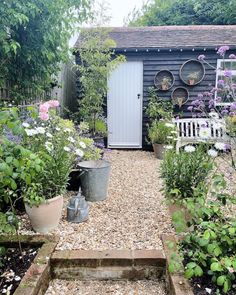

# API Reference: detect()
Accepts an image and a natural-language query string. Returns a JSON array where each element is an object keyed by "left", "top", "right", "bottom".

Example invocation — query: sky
[
  {"left": 70, "top": 0, "right": 145, "bottom": 46},
  {"left": 106, "top": 0, "right": 145, "bottom": 26}
]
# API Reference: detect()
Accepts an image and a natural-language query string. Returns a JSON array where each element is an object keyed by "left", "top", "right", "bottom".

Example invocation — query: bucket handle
[{"left": 74, "top": 198, "right": 80, "bottom": 217}]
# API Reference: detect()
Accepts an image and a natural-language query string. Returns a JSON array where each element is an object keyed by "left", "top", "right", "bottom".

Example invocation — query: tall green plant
[
  {"left": 76, "top": 27, "right": 125, "bottom": 136},
  {"left": 0, "top": 0, "right": 92, "bottom": 103},
  {"left": 161, "top": 146, "right": 213, "bottom": 200}
]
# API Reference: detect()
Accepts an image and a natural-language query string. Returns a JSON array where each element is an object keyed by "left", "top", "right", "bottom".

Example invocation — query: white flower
[
  {"left": 55, "top": 127, "right": 61, "bottom": 131},
  {"left": 215, "top": 142, "right": 226, "bottom": 151},
  {"left": 75, "top": 148, "right": 84, "bottom": 157},
  {"left": 209, "top": 112, "right": 219, "bottom": 119},
  {"left": 184, "top": 145, "right": 196, "bottom": 153},
  {"left": 79, "top": 141, "right": 86, "bottom": 149},
  {"left": 64, "top": 128, "right": 72, "bottom": 133},
  {"left": 171, "top": 130, "right": 178, "bottom": 134},
  {"left": 165, "top": 123, "right": 175, "bottom": 128},
  {"left": 207, "top": 149, "right": 218, "bottom": 158},
  {"left": 45, "top": 141, "right": 53, "bottom": 152},
  {"left": 36, "top": 127, "right": 45, "bottom": 134},
  {"left": 167, "top": 136, "right": 173, "bottom": 139},
  {"left": 205, "top": 288, "right": 212, "bottom": 294},
  {"left": 64, "top": 146, "right": 71, "bottom": 152},
  {"left": 46, "top": 132, "right": 53, "bottom": 138},
  {"left": 199, "top": 127, "right": 211, "bottom": 139},
  {"left": 68, "top": 136, "right": 75, "bottom": 143},
  {"left": 22, "top": 122, "right": 30, "bottom": 128},
  {"left": 25, "top": 129, "right": 38, "bottom": 136},
  {"left": 164, "top": 145, "right": 174, "bottom": 150}
]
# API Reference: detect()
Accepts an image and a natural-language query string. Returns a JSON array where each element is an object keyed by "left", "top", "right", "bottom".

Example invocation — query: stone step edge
[{"left": 51, "top": 249, "right": 166, "bottom": 267}]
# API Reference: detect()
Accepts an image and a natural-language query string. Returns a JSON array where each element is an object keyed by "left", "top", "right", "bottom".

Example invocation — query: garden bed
[{"left": 0, "top": 235, "right": 59, "bottom": 295}]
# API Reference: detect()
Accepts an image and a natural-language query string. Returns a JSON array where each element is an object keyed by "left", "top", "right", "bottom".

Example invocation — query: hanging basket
[
  {"left": 154, "top": 70, "right": 175, "bottom": 91},
  {"left": 180, "top": 60, "right": 205, "bottom": 86},
  {"left": 171, "top": 87, "right": 189, "bottom": 108}
]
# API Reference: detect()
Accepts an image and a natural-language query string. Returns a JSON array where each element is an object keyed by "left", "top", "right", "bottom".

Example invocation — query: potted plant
[
  {"left": 161, "top": 76, "right": 172, "bottom": 90},
  {"left": 187, "top": 71, "right": 200, "bottom": 85},
  {"left": 22, "top": 101, "right": 77, "bottom": 233},
  {"left": 148, "top": 120, "right": 176, "bottom": 159},
  {"left": 176, "top": 96, "right": 185, "bottom": 108}
]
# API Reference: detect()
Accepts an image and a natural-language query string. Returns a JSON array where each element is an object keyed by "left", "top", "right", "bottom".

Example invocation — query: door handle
[{"left": 137, "top": 94, "right": 141, "bottom": 99}]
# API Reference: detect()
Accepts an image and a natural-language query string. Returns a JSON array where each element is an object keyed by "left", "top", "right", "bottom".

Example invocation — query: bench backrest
[{"left": 175, "top": 118, "right": 227, "bottom": 139}]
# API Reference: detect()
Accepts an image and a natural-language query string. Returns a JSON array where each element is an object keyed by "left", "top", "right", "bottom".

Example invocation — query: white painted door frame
[{"left": 107, "top": 61, "right": 143, "bottom": 148}]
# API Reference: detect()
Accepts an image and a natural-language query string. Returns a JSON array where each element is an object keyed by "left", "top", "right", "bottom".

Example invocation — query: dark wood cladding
[{"left": 75, "top": 48, "right": 235, "bottom": 149}]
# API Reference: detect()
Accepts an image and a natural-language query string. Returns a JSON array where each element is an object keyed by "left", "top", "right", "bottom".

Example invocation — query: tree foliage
[
  {"left": 0, "top": 0, "right": 92, "bottom": 103},
  {"left": 126, "top": 0, "right": 236, "bottom": 27}
]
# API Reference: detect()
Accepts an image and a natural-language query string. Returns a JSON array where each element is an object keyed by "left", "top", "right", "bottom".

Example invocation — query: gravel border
[{"left": 45, "top": 279, "right": 167, "bottom": 295}]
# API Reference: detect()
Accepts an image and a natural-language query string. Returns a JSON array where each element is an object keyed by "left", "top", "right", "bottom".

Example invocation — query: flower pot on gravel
[
  {"left": 153, "top": 143, "right": 165, "bottom": 159},
  {"left": 25, "top": 195, "right": 63, "bottom": 234},
  {"left": 78, "top": 160, "right": 111, "bottom": 202}
]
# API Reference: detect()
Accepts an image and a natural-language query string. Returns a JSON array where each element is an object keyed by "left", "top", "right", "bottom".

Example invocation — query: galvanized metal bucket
[{"left": 78, "top": 160, "right": 111, "bottom": 202}]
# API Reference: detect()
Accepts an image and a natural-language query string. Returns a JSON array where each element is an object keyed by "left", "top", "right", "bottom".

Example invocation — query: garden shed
[{"left": 74, "top": 25, "right": 236, "bottom": 149}]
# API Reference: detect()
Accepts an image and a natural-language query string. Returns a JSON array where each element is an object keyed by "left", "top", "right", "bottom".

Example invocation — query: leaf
[
  {"left": 223, "top": 279, "right": 230, "bottom": 293},
  {"left": 194, "top": 266, "right": 203, "bottom": 277},
  {"left": 217, "top": 275, "right": 226, "bottom": 286},
  {"left": 185, "top": 268, "right": 194, "bottom": 279},
  {"left": 210, "top": 262, "right": 222, "bottom": 272},
  {"left": 214, "top": 247, "right": 222, "bottom": 257},
  {"left": 186, "top": 262, "right": 197, "bottom": 269}
]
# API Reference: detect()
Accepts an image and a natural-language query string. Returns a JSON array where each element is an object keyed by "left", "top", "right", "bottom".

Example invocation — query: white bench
[{"left": 175, "top": 118, "right": 229, "bottom": 152}]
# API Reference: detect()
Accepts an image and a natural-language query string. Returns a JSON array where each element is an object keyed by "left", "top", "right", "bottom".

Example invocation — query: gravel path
[
  {"left": 45, "top": 279, "right": 167, "bottom": 295},
  {"left": 19, "top": 150, "right": 173, "bottom": 250}
]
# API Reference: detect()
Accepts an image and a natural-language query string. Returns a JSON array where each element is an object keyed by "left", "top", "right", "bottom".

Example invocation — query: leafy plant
[
  {"left": 76, "top": 25, "right": 125, "bottom": 136},
  {"left": 180, "top": 174, "right": 236, "bottom": 293},
  {"left": 187, "top": 71, "right": 200, "bottom": 80},
  {"left": 146, "top": 87, "right": 173, "bottom": 121},
  {"left": 161, "top": 146, "right": 213, "bottom": 199},
  {"left": 148, "top": 120, "right": 176, "bottom": 144},
  {"left": 0, "top": 0, "right": 92, "bottom": 103}
]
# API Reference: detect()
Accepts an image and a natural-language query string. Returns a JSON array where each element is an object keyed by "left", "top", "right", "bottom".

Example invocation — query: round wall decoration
[
  {"left": 179, "top": 59, "right": 205, "bottom": 86},
  {"left": 154, "top": 70, "right": 175, "bottom": 91},
  {"left": 171, "top": 87, "right": 189, "bottom": 108}
]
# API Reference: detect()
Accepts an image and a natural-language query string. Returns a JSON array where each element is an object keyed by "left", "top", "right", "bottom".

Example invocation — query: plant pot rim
[
  {"left": 25, "top": 195, "right": 63, "bottom": 208},
  {"left": 78, "top": 160, "right": 111, "bottom": 169}
]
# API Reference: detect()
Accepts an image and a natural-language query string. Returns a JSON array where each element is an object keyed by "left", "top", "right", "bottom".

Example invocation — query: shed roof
[{"left": 75, "top": 26, "right": 236, "bottom": 50}]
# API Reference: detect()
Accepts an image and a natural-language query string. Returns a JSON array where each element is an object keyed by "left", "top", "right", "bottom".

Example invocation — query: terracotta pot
[
  {"left": 161, "top": 84, "right": 168, "bottom": 90},
  {"left": 25, "top": 195, "right": 63, "bottom": 234},
  {"left": 152, "top": 143, "right": 165, "bottom": 159},
  {"left": 189, "top": 79, "right": 195, "bottom": 85}
]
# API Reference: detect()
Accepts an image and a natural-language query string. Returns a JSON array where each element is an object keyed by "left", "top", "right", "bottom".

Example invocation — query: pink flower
[
  {"left": 229, "top": 54, "right": 236, "bottom": 59},
  {"left": 39, "top": 103, "right": 49, "bottom": 113},
  {"left": 198, "top": 54, "right": 205, "bottom": 61},
  {"left": 217, "top": 45, "right": 230, "bottom": 56},
  {"left": 224, "top": 69, "right": 232, "bottom": 77},
  {"left": 39, "top": 112, "right": 49, "bottom": 121},
  {"left": 48, "top": 100, "right": 60, "bottom": 108}
]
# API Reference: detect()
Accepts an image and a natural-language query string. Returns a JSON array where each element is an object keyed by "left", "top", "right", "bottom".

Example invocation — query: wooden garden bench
[{"left": 175, "top": 118, "right": 229, "bottom": 152}]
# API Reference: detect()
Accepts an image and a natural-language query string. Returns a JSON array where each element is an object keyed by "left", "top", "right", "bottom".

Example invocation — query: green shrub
[
  {"left": 161, "top": 146, "right": 213, "bottom": 200},
  {"left": 148, "top": 120, "right": 176, "bottom": 144},
  {"left": 180, "top": 175, "right": 236, "bottom": 294}
]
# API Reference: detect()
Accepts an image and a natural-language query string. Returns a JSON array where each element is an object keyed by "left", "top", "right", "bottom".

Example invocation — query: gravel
[
  {"left": 19, "top": 150, "right": 174, "bottom": 250},
  {"left": 45, "top": 279, "right": 167, "bottom": 295}
]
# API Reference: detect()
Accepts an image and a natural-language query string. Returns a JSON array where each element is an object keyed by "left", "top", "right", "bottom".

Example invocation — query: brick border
[
  {"left": 0, "top": 235, "right": 59, "bottom": 295},
  {"left": 162, "top": 234, "right": 194, "bottom": 295},
  {"left": 51, "top": 249, "right": 166, "bottom": 280}
]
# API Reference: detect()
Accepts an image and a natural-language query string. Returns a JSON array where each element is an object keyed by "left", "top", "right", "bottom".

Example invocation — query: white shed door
[{"left": 107, "top": 61, "right": 143, "bottom": 148}]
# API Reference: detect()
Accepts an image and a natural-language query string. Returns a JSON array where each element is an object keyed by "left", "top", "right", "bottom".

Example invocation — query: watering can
[{"left": 67, "top": 189, "right": 89, "bottom": 223}]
